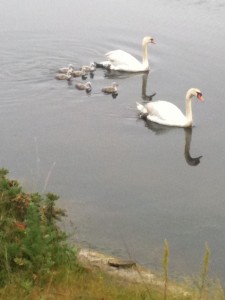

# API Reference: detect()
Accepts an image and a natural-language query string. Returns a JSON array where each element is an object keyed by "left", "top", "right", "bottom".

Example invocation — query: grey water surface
[{"left": 0, "top": 0, "right": 225, "bottom": 279}]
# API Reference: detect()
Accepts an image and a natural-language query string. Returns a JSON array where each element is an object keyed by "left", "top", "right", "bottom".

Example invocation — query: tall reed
[
  {"left": 199, "top": 242, "right": 210, "bottom": 300},
  {"left": 163, "top": 239, "right": 169, "bottom": 300}
]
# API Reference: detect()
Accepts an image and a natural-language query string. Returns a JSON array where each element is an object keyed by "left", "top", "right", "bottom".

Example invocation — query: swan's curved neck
[
  {"left": 142, "top": 41, "right": 149, "bottom": 69},
  {"left": 185, "top": 92, "right": 193, "bottom": 126}
]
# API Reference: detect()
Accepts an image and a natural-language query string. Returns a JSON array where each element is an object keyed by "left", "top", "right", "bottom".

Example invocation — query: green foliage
[
  {"left": 21, "top": 202, "right": 53, "bottom": 273},
  {"left": 0, "top": 168, "right": 78, "bottom": 287}
]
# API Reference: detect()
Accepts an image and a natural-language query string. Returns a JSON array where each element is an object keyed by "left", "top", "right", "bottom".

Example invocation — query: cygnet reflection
[{"left": 104, "top": 71, "right": 156, "bottom": 100}]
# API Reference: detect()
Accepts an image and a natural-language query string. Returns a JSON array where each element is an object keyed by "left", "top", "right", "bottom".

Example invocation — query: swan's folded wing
[
  {"left": 105, "top": 50, "right": 141, "bottom": 67},
  {"left": 146, "top": 101, "right": 186, "bottom": 126}
]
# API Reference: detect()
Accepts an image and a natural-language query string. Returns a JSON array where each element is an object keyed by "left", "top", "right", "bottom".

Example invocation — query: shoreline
[{"left": 78, "top": 248, "right": 189, "bottom": 297}]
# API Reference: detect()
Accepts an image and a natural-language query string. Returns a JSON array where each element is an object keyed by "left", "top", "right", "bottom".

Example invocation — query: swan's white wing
[
  {"left": 105, "top": 50, "right": 140, "bottom": 65},
  {"left": 105, "top": 50, "right": 142, "bottom": 70},
  {"left": 145, "top": 101, "right": 187, "bottom": 126}
]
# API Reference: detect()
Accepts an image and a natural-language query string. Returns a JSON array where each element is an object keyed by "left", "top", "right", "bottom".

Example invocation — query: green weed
[{"left": 0, "top": 169, "right": 79, "bottom": 287}]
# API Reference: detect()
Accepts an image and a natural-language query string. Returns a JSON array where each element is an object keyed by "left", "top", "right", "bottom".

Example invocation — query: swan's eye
[{"left": 197, "top": 92, "right": 202, "bottom": 97}]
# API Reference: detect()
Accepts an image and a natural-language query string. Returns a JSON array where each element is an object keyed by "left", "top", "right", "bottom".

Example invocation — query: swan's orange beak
[
  {"left": 197, "top": 93, "right": 204, "bottom": 102},
  {"left": 151, "top": 38, "right": 156, "bottom": 44}
]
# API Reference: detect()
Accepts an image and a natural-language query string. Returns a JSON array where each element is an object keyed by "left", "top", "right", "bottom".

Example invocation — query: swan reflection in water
[
  {"left": 143, "top": 119, "right": 203, "bottom": 166},
  {"left": 141, "top": 73, "right": 156, "bottom": 101},
  {"left": 184, "top": 128, "right": 202, "bottom": 166}
]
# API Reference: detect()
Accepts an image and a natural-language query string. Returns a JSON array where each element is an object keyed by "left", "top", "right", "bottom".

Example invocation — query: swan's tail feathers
[
  {"left": 94, "top": 62, "right": 111, "bottom": 70},
  {"left": 136, "top": 102, "right": 148, "bottom": 116}
]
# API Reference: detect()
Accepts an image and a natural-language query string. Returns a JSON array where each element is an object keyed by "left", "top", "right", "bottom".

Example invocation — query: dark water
[{"left": 1, "top": 0, "right": 225, "bottom": 279}]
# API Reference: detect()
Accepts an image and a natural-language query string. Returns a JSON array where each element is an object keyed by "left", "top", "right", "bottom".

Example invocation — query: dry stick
[
  {"left": 42, "top": 161, "right": 56, "bottom": 194},
  {"left": 46, "top": 272, "right": 54, "bottom": 297},
  {"left": 34, "top": 137, "right": 40, "bottom": 184},
  {"left": 163, "top": 239, "right": 169, "bottom": 300}
]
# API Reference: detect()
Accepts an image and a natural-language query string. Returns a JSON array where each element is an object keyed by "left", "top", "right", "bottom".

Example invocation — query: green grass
[
  {"left": 0, "top": 266, "right": 192, "bottom": 300},
  {"left": 0, "top": 168, "right": 224, "bottom": 300}
]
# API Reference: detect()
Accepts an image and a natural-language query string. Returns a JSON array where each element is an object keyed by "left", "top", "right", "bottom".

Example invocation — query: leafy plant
[{"left": 0, "top": 169, "right": 78, "bottom": 287}]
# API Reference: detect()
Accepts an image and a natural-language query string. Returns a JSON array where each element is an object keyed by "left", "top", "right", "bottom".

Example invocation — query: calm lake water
[{"left": 0, "top": 0, "right": 225, "bottom": 279}]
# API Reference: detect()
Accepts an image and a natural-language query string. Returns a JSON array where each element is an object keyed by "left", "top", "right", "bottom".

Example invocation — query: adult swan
[
  {"left": 96, "top": 36, "right": 156, "bottom": 72},
  {"left": 137, "top": 88, "right": 204, "bottom": 127}
]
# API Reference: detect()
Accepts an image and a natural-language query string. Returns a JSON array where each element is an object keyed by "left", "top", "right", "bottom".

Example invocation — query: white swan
[
  {"left": 97, "top": 36, "right": 156, "bottom": 72},
  {"left": 137, "top": 88, "right": 204, "bottom": 127}
]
